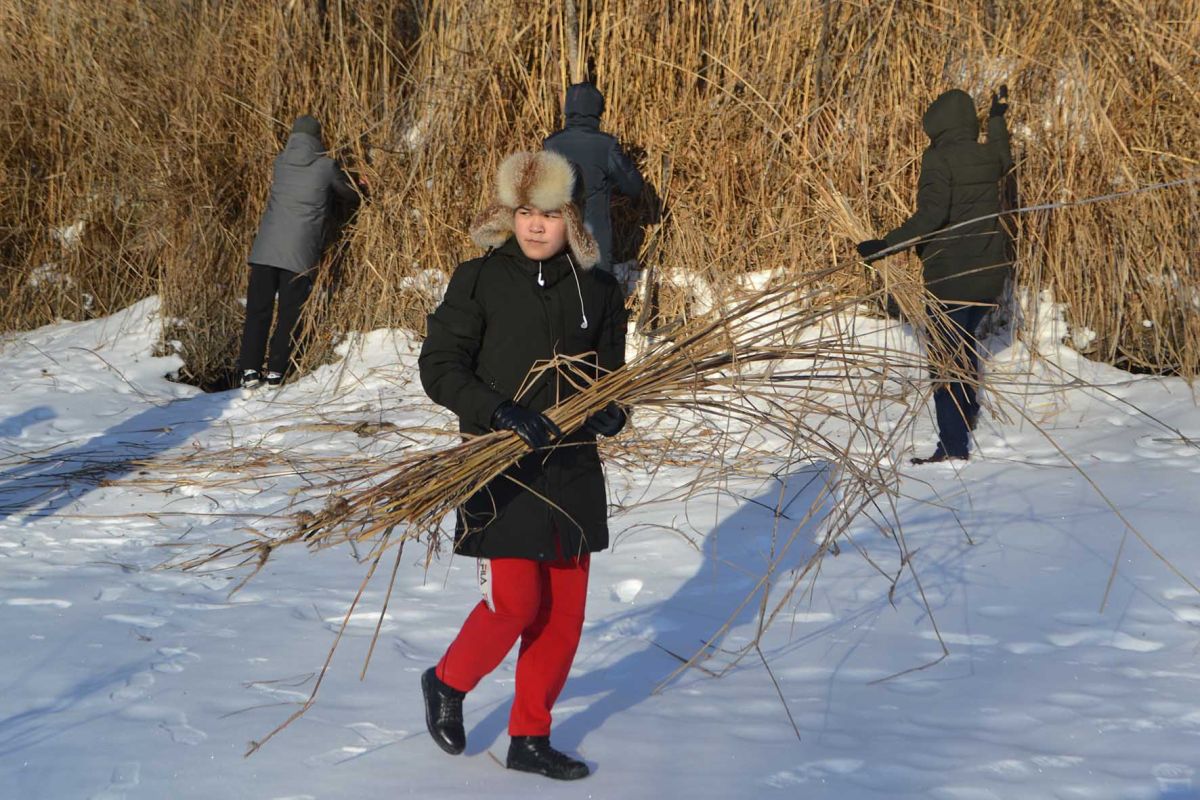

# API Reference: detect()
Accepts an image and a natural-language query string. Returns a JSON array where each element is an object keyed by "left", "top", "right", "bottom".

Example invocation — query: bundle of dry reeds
[{"left": 180, "top": 263, "right": 934, "bottom": 579}]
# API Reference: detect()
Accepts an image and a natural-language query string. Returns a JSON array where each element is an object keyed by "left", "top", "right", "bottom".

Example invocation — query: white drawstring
[
  {"left": 566, "top": 253, "right": 588, "bottom": 329},
  {"left": 535, "top": 255, "right": 587, "bottom": 329}
]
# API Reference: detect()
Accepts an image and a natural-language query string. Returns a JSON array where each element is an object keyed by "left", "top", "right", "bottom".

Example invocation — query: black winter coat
[
  {"left": 883, "top": 90, "right": 1015, "bottom": 303},
  {"left": 419, "top": 237, "right": 627, "bottom": 561},
  {"left": 544, "top": 83, "right": 645, "bottom": 270}
]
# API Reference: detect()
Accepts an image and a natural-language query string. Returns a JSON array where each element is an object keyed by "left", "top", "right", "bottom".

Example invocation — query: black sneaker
[
  {"left": 240, "top": 369, "right": 262, "bottom": 389},
  {"left": 265, "top": 371, "right": 283, "bottom": 386},
  {"left": 911, "top": 445, "right": 968, "bottom": 465},
  {"left": 506, "top": 736, "right": 589, "bottom": 780},
  {"left": 421, "top": 668, "right": 466, "bottom": 755}
]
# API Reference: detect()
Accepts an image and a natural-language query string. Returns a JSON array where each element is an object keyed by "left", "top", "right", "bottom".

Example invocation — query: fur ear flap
[
  {"left": 469, "top": 203, "right": 514, "bottom": 250},
  {"left": 563, "top": 203, "right": 600, "bottom": 270}
]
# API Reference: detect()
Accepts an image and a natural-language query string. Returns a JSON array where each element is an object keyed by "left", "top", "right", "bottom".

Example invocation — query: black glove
[
  {"left": 856, "top": 239, "right": 888, "bottom": 262},
  {"left": 582, "top": 402, "right": 627, "bottom": 438},
  {"left": 490, "top": 401, "right": 563, "bottom": 450},
  {"left": 990, "top": 84, "right": 1009, "bottom": 117}
]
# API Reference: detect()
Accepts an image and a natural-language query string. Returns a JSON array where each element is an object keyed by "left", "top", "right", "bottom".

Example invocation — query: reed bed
[{"left": 3, "top": 1, "right": 1197, "bottom": 381}]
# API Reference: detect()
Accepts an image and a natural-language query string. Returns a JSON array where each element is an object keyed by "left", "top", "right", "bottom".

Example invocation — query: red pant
[{"left": 436, "top": 554, "right": 590, "bottom": 736}]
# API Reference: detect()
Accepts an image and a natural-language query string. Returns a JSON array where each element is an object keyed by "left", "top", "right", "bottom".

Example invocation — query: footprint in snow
[
  {"left": 322, "top": 610, "right": 397, "bottom": 634},
  {"left": 4, "top": 597, "right": 72, "bottom": 608},
  {"left": 119, "top": 704, "right": 207, "bottom": 745},
  {"left": 1169, "top": 605, "right": 1200, "bottom": 624},
  {"left": 109, "top": 647, "right": 197, "bottom": 700},
  {"left": 304, "top": 722, "right": 407, "bottom": 766},
  {"left": 88, "top": 762, "right": 140, "bottom": 800},
  {"left": 1046, "top": 629, "right": 1164, "bottom": 652},
  {"left": 610, "top": 578, "right": 643, "bottom": 604},
  {"left": 760, "top": 759, "right": 865, "bottom": 789},
  {"left": 110, "top": 671, "right": 155, "bottom": 702},
  {"left": 1153, "top": 762, "right": 1195, "bottom": 793},
  {"left": 103, "top": 613, "right": 168, "bottom": 629},
  {"left": 918, "top": 631, "right": 998, "bottom": 647}
]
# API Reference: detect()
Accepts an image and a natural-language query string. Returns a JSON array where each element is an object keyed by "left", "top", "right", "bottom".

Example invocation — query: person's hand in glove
[
  {"left": 856, "top": 239, "right": 888, "bottom": 262},
  {"left": 582, "top": 402, "right": 628, "bottom": 438},
  {"left": 491, "top": 401, "right": 563, "bottom": 450},
  {"left": 990, "top": 84, "right": 1009, "bottom": 117}
]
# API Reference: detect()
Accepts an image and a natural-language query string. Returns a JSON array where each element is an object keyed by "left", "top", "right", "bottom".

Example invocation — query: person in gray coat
[
  {"left": 238, "top": 115, "right": 362, "bottom": 388},
  {"left": 543, "top": 82, "right": 644, "bottom": 274}
]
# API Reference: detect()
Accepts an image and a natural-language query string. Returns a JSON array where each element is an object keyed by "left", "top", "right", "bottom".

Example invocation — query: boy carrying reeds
[
  {"left": 417, "top": 150, "right": 628, "bottom": 780},
  {"left": 857, "top": 87, "right": 1014, "bottom": 463}
]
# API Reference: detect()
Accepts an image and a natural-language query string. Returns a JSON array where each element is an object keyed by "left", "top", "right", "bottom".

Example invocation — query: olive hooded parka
[{"left": 883, "top": 89, "right": 1014, "bottom": 302}]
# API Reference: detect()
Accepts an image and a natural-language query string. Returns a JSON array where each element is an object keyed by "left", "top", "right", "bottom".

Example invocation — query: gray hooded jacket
[
  {"left": 544, "top": 83, "right": 644, "bottom": 270},
  {"left": 248, "top": 132, "right": 359, "bottom": 274}
]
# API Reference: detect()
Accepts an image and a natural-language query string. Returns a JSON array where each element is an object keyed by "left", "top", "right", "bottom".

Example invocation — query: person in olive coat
[
  {"left": 417, "top": 149, "right": 628, "bottom": 781},
  {"left": 238, "top": 115, "right": 363, "bottom": 389},
  {"left": 544, "top": 82, "right": 644, "bottom": 274},
  {"left": 858, "top": 87, "right": 1014, "bottom": 463}
]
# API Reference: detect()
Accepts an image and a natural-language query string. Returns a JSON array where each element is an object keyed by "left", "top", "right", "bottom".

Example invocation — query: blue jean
[{"left": 929, "top": 304, "right": 988, "bottom": 458}]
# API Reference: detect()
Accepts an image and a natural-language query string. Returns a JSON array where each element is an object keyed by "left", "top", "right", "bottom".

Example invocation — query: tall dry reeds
[{"left": 2, "top": 1, "right": 1198, "bottom": 379}]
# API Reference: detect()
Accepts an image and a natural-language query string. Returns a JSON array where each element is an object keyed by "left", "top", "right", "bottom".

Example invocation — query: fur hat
[{"left": 469, "top": 150, "right": 600, "bottom": 269}]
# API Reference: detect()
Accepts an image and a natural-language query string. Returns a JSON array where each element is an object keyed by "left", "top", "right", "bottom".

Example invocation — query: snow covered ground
[{"left": 2, "top": 297, "right": 1199, "bottom": 799}]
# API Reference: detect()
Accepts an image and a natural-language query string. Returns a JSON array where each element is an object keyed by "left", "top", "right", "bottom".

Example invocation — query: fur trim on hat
[{"left": 469, "top": 150, "right": 600, "bottom": 269}]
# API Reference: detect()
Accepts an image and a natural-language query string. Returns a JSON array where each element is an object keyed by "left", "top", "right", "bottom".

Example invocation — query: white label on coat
[{"left": 478, "top": 559, "right": 494, "bottom": 612}]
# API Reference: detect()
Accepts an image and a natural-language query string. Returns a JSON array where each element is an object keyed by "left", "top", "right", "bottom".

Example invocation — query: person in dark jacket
[
  {"left": 857, "top": 87, "right": 1014, "bottom": 463},
  {"left": 544, "top": 82, "right": 644, "bottom": 274},
  {"left": 237, "top": 115, "right": 362, "bottom": 389},
  {"left": 417, "top": 150, "right": 628, "bottom": 781}
]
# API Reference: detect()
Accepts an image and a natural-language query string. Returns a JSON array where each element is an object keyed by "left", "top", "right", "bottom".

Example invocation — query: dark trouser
[
  {"left": 929, "top": 303, "right": 988, "bottom": 458},
  {"left": 237, "top": 264, "right": 313, "bottom": 375}
]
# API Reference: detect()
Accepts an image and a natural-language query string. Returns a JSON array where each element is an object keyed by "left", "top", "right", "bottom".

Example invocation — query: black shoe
[
  {"left": 506, "top": 736, "right": 589, "bottom": 780},
  {"left": 265, "top": 371, "right": 284, "bottom": 386},
  {"left": 240, "top": 369, "right": 262, "bottom": 389},
  {"left": 911, "top": 445, "right": 968, "bottom": 465},
  {"left": 421, "top": 668, "right": 466, "bottom": 755}
]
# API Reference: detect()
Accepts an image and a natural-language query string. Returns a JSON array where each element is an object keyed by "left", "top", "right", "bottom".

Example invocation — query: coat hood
[
  {"left": 564, "top": 82, "right": 605, "bottom": 128},
  {"left": 281, "top": 132, "right": 324, "bottom": 167},
  {"left": 469, "top": 150, "right": 600, "bottom": 269},
  {"left": 291, "top": 114, "right": 322, "bottom": 140},
  {"left": 923, "top": 89, "right": 979, "bottom": 146}
]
